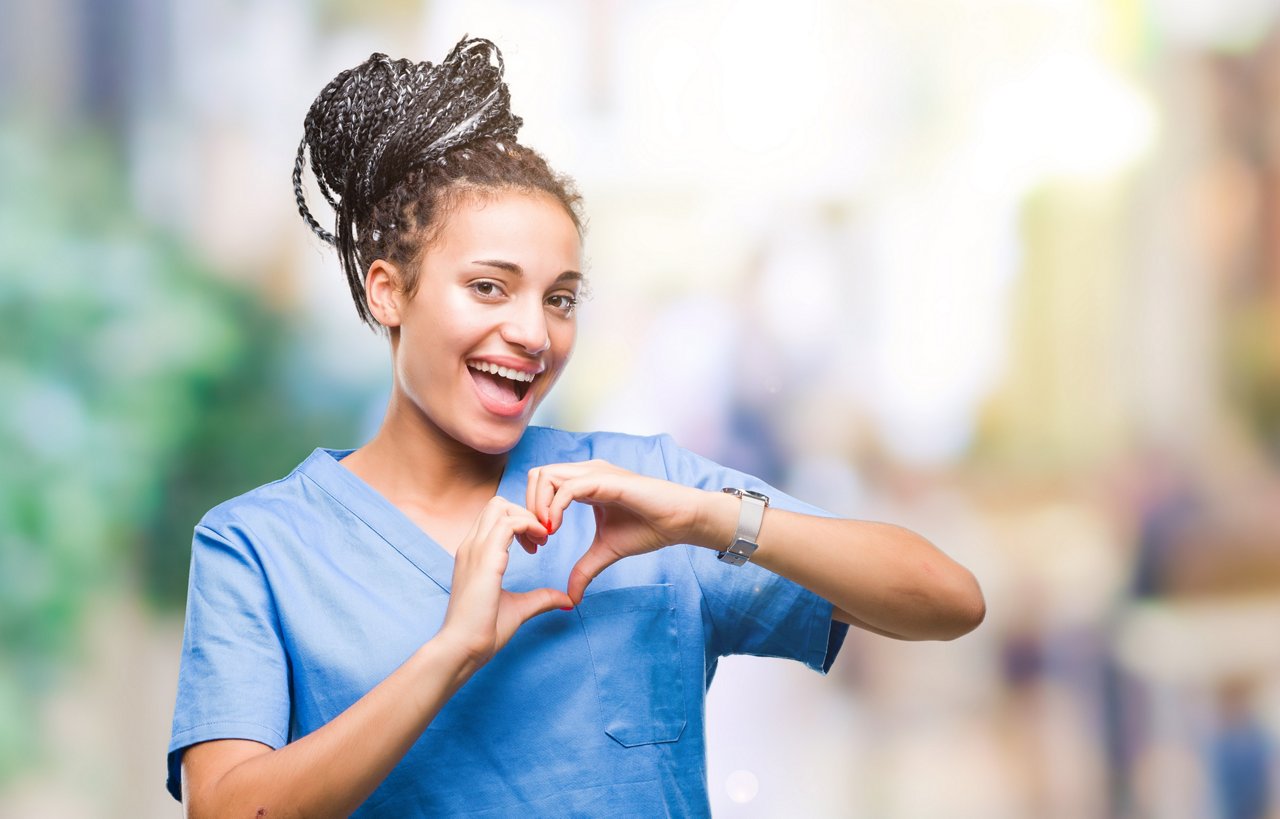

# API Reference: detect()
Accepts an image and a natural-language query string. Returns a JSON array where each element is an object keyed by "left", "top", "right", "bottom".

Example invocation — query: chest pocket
[{"left": 577, "top": 584, "right": 686, "bottom": 747}]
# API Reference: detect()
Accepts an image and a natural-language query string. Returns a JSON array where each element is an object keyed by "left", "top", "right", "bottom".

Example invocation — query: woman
[{"left": 167, "top": 36, "right": 984, "bottom": 817}]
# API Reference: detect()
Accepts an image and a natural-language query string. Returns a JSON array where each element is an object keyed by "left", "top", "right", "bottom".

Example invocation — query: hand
[
  {"left": 525, "top": 460, "right": 711, "bottom": 604},
  {"left": 438, "top": 497, "right": 573, "bottom": 668}
]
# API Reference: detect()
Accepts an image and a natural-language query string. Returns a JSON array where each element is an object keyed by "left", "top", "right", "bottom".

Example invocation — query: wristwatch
[{"left": 718, "top": 488, "right": 769, "bottom": 566}]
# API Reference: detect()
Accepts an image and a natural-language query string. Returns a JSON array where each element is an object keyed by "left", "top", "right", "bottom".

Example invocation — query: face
[{"left": 371, "top": 189, "right": 582, "bottom": 456}]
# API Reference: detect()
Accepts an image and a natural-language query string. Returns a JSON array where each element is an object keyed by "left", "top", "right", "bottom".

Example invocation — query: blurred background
[{"left": 3, "top": 0, "right": 1280, "bottom": 816}]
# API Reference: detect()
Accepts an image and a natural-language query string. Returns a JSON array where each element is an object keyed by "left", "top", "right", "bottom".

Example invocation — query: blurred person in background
[{"left": 164, "top": 36, "right": 984, "bottom": 817}]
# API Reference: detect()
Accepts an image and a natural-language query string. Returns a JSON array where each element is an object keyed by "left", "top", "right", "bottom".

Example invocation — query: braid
[
  {"left": 293, "top": 62, "right": 363, "bottom": 243},
  {"left": 292, "top": 137, "right": 334, "bottom": 244},
  {"left": 292, "top": 36, "right": 574, "bottom": 328}
]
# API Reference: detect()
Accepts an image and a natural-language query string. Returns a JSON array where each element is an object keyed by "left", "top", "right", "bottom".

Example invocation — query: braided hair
[{"left": 293, "top": 36, "right": 583, "bottom": 328}]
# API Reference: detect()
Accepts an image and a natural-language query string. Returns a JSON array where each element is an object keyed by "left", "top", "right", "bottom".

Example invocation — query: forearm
[
  {"left": 185, "top": 635, "right": 480, "bottom": 819},
  {"left": 691, "top": 491, "right": 985, "bottom": 641}
]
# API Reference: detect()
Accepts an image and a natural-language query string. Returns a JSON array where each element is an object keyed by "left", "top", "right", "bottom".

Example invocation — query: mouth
[{"left": 466, "top": 360, "right": 539, "bottom": 413}]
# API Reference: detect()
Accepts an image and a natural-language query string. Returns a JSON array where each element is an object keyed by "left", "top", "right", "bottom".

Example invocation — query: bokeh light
[{"left": 4, "top": 1, "right": 1279, "bottom": 817}]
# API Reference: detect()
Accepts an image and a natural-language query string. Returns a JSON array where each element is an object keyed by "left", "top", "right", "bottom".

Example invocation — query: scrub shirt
[{"left": 167, "top": 427, "right": 848, "bottom": 816}]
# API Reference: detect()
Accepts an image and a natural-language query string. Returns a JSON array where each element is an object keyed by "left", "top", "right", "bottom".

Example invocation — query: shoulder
[
  {"left": 525, "top": 427, "right": 805, "bottom": 500},
  {"left": 522, "top": 426, "right": 681, "bottom": 476},
  {"left": 195, "top": 448, "right": 339, "bottom": 539}
]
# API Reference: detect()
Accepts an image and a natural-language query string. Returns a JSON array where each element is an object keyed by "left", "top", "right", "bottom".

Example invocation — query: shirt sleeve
[
  {"left": 166, "top": 519, "right": 291, "bottom": 801},
  {"left": 655, "top": 434, "right": 849, "bottom": 674}
]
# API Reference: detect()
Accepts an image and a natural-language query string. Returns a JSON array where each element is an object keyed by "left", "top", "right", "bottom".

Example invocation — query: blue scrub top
[{"left": 167, "top": 427, "right": 848, "bottom": 816}]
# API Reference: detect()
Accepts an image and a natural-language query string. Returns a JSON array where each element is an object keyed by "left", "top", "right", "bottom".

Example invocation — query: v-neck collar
[{"left": 297, "top": 431, "right": 542, "bottom": 593}]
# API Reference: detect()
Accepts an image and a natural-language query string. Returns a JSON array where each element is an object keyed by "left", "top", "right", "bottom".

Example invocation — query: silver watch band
[{"left": 718, "top": 488, "right": 769, "bottom": 566}]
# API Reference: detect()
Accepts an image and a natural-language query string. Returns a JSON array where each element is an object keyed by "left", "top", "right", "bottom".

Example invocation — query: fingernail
[{"left": 559, "top": 605, "right": 574, "bottom": 611}]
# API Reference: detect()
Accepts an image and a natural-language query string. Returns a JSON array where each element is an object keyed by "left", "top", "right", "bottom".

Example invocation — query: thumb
[
  {"left": 566, "top": 542, "right": 623, "bottom": 605},
  {"left": 507, "top": 587, "right": 575, "bottom": 623}
]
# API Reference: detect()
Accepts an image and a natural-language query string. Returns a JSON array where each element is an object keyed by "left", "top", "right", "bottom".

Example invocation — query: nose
[{"left": 499, "top": 297, "right": 551, "bottom": 355}]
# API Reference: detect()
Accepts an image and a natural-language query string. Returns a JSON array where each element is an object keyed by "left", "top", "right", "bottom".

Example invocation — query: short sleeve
[
  {"left": 166, "top": 521, "right": 291, "bottom": 801},
  {"left": 656, "top": 434, "right": 849, "bottom": 674}
]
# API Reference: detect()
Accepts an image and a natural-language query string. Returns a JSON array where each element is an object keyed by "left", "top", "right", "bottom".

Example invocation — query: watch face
[{"left": 742, "top": 489, "right": 770, "bottom": 505}]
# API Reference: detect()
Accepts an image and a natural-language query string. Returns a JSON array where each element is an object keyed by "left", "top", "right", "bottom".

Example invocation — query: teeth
[{"left": 468, "top": 361, "right": 537, "bottom": 383}]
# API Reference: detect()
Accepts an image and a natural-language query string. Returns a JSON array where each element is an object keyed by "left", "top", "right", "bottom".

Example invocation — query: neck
[{"left": 344, "top": 391, "right": 509, "bottom": 506}]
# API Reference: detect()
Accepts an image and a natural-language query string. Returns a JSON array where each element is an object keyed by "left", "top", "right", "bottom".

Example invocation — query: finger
[
  {"left": 566, "top": 540, "right": 623, "bottom": 605},
  {"left": 507, "top": 498, "right": 549, "bottom": 554},
  {"left": 456, "top": 497, "right": 497, "bottom": 558},
  {"left": 464, "top": 509, "right": 546, "bottom": 572},
  {"left": 547, "top": 474, "right": 614, "bottom": 535},
  {"left": 506, "top": 587, "right": 575, "bottom": 624},
  {"left": 516, "top": 509, "right": 550, "bottom": 547},
  {"left": 459, "top": 496, "right": 519, "bottom": 555},
  {"left": 485, "top": 508, "right": 546, "bottom": 549},
  {"left": 529, "top": 461, "right": 606, "bottom": 534},
  {"left": 454, "top": 504, "right": 505, "bottom": 579},
  {"left": 524, "top": 467, "right": 541, "bottom": 523},
  {"left": 515, "top": 529, "right": 547, "bottom": 555},
  {"left": 531, "top": 465, "right": 568, "bottom": 533}
]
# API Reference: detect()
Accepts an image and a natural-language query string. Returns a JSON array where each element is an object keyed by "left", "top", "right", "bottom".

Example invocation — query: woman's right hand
[
  {"left": 182, "top": 497, "right": 566, "bottom": 819},
  {"left": 436, "top": 496, "right": 573, "bottom": 669}
]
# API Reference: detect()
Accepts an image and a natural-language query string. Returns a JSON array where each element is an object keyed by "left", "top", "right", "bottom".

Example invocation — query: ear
[{"left": 365, "top": 259, "right": 403, "bottom": 328}]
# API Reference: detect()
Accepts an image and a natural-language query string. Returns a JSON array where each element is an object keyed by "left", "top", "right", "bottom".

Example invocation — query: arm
[
  {"left": 527, "top": 461, "right": 984, "bottom": 643},
  {"left": 692, "top": 498, "right": 985, "bottom": 641},
  {"left": 181, "top": 498, "right": 569, "bottom": 819},
  {"left": 183, "top": 636, "right": 477, "bottom": 819}
]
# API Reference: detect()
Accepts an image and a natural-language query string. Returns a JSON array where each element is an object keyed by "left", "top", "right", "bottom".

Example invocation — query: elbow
[
  {"left": 935, "top": 567, "right": 985, "bottom": 640},
  {"left": 896, "top": 561, "right": 984, "bottom": 642},
  {"left": 873, "top": 567, "right": 985, "bottom": 642}
]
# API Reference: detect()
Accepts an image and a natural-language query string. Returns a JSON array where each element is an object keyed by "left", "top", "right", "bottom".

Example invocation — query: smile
[
  {"left": 466, "top": 360, "right": 539, "bottom": 383},
  {"left": 466, "top": 359, "right": 542, "bottom": 414}
]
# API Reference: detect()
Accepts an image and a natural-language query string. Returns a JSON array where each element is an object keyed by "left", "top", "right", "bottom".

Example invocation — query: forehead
[{"left": 426, "top": 189, "right": 581, "bottom": 272}]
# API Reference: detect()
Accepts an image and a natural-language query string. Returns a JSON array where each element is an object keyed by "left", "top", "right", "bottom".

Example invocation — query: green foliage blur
[{"left": 0, "top": 123, "right": 364, "bottom": 781}]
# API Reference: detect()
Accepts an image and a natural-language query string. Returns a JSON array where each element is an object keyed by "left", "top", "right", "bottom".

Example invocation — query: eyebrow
[{"left": 472, "top": 259, "right": 582, "bottom": 284}]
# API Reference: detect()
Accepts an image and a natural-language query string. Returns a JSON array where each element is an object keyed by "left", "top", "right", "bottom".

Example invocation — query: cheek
[
  {"left": 401, "top": 294, "right": 478, "bottom": 356},
  {"left": 551, "top": 321, "right": 577, "bottom": 361},
  {"left": 394, "top": 322, "right": 451, "bottom": 401}
]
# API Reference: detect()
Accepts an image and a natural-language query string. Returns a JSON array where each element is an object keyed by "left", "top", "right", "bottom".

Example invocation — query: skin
[{"left": 181, "top": 188, "right": 986, "bottom": 819}]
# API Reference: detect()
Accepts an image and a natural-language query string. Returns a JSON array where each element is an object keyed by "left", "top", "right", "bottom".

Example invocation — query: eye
[
  {"left": 546, "top": 293, "right": 578, "bottom": 317},
  {"left": 469, "top": 280, "right": 505, "bottom": 299}
]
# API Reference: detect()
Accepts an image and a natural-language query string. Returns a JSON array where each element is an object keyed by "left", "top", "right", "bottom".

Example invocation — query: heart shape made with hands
[
  {"left": 519, "top": 459, "right": 707, "bottom": 604},
  {"left": 440, "top": 462, "right": 709, "bottom": 662}
]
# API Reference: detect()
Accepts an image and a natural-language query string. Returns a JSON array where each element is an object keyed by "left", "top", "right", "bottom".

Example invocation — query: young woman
[{"left": 167, "top": 36, "right": 985, "bottom": 818}]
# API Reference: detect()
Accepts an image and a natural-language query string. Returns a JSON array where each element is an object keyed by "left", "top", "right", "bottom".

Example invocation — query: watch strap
[{"left": 718, "top": 488, "right": 769, "bottom": 566}]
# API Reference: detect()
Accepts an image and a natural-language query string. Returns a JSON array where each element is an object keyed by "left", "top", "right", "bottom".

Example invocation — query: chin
[{"left": 460, "top": 419, "right": 530, "bottom": 456}]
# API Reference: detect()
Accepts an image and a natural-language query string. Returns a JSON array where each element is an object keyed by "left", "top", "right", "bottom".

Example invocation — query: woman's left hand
[
  {"left": 526, "top": 459, "right": 987, "bottom": 641},
  {"left": 525, "top": 461, "right": 714, "bottom": 604}
]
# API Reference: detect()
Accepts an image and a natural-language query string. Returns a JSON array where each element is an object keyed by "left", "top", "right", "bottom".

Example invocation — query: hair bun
[{"left": 293, "top": 36, "right": 523, "bottom": 245}]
